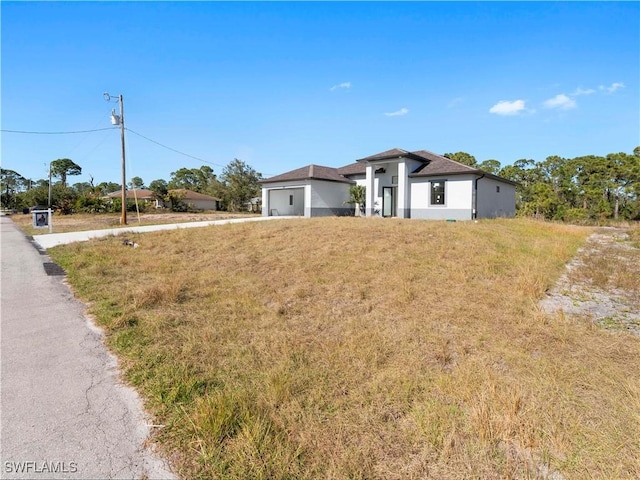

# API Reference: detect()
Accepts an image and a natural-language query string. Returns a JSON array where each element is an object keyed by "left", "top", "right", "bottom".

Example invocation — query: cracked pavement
[{"left": 1, "top": 216, "right": 175, "bottom": 479}]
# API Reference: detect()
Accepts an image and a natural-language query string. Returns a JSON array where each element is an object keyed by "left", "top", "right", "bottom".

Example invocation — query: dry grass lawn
[
  {"left": 11, "top": 211, "right": 257, "bottom": 236},
  {"left": 48, "top": 218, "right": 640, "bottom": 479}
]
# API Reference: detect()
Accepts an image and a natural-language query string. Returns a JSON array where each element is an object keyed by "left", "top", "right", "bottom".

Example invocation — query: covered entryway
[{"left": 382, "top": 186, "right": 397, "bottom": 217}]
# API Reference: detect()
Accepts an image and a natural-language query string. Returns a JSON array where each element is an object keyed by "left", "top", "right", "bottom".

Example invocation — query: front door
[{"left": 382, "top": 187, "right": 397, "bottom": 217}]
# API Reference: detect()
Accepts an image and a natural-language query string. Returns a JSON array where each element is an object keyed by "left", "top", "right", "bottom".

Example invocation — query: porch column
[
  {"left": 365, "top": 163, "right": 375, "bottom": 217},
  {"left": 304, "top": 184, "right": 312, "bottom": 218},
  {"left": 397, "top": 160, "right": 409, "bottom": 218},
  {"left": 261, "top": 187, "right": 269, "bottom": 216}
]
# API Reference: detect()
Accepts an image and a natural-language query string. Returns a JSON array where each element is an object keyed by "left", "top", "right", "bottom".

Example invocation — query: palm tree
[{"left": 344, "top": 185, "right": 366, "bottom": 216}]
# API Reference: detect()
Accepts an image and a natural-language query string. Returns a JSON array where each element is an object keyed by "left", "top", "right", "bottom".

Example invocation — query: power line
[
  {"left": 2, "top": 125, "right": 276, "bottom": 176},
  {"left": 125, "top": 127, "right": 226, "bottom": 169},
  {"left": 1, "top": 127, "right": 116, "bottom": 135}
]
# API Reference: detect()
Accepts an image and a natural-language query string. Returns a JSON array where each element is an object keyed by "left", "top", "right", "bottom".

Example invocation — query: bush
[{"left": 76, "top": 196, "right": 107, "bottom": 214}]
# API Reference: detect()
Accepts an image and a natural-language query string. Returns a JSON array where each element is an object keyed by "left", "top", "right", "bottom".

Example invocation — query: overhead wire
[
  {"left": 2, "top": 125, "right": 276, "bottom": 177},
  {"left": 125, "top": 127, "right": 226, "bottom": 169},
  {"left": 1, "top": 127, "right": 116, "bottom": 134}
]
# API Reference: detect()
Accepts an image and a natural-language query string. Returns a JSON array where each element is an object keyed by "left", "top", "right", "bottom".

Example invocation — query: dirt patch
[{"left": 540, "top": 227, "right": 640, "bottom": 336}]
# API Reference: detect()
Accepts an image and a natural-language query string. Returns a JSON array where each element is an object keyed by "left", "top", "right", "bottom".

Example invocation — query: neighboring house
[
  {"left": 105, "top": 189, "right": 164, "bottom": 209},
  {"left": 167, "top": 189, "right": 220, "bottom": 211},
  {"left": 260, "top": 148, "right": 516, "bottom": 220},
  {"left": 105, "top": 188, "right": 220, "bottom": 211}
]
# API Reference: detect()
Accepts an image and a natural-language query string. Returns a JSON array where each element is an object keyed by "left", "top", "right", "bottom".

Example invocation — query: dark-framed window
[
  {"left": 289, "top": 194, "right": 294, "bottom": 206},
  {"left": 430, "top": 180, "right": 446, "bottom": 205}
]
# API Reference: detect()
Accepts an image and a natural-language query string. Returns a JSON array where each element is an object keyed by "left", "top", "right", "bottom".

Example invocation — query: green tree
[
  {"left": 149, "top": 179, "right": 169, "bottom": 205},
  {"left": 168, "top": 166, "right": 217, "bottom": 193},
  {"left": 219, "top": 159, "right": 262, "bottom": 211},
  {"left": 128, "top": 176, "right": 145, "bottom": 189},
  {"left": 606, "top": 152, "right": 640, "bottom": 219},
  {"left": 96, "top": 181, "right": 121, "bottom": 196},
  {"left": 444, "top": 151, "right": 477, "bottom": 167},
  {"left": 1, "top": 168, "right": 25, "bottom": 209},
  {"left": 478, "top": 159, "right": 501, "bottom": 175},
  {"left": 344, "top": 184, "right": 366, "bottom": 216},
  {"left": 72, "top": 182, "right": 94, "bottom": 195},
  {"left": 50, "top": 158, "right": 81, "bottom": 188}
]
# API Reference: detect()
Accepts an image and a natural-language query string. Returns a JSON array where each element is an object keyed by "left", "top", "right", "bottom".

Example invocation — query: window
[
  {"left": 496, "top": 185, "right": 501, "bottom": 193},
  {"left": 430, "top": 180, "right": 445, "bottom": 205},
  {"left": 289, "top": 194, "right": 294, "bottom": 206}
]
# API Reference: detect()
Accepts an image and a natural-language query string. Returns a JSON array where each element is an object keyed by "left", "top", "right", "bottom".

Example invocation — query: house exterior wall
[
  {"left": 308, "top": 180, "right": 352, "bottom": 216},
  {"left": 409, "top": 176, "right": 474, "bottom": 220},
  {"left": 186, "top": 199, "right": 218, "bottom": 211},
  {"left": 476, "top": 177, "right": 516, "bottom": 218}
]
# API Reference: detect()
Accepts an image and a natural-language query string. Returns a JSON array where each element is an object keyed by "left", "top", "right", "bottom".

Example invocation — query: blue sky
[{"left": 2, "top": 1, "right": 638, "bottom": 186}]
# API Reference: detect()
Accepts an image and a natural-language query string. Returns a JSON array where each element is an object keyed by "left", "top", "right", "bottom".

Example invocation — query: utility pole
[
  {"left": 104, "top": 92, "right": 127, "bottom": 225},
  {"left": 47, "top": 163, "right": 53, "bottom": 233},
  {"left": 118, "top": 95, "right": 127, "bottom": 225},
  {"left": 48, "top": 163, "right": 52, "bottom": 209}
]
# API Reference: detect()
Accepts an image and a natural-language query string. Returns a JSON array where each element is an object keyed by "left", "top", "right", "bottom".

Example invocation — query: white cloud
[
  {"left": 544, "top": 94, "right": 576, "bottom": 110},
  {"left": 330, "top": 82, "right": 351, "bottom": 91},
  {"left": 599, "top": 82, "right": 625, "bottom": 94},
  {"left": 489, "top": 100, "right": 526, "bottom": 116},
  {"left": 384, "top": 107, "right": 409, "bottom": 117},
  {"left": 572, "top": 87, "right": 596, "bottom": 96}
]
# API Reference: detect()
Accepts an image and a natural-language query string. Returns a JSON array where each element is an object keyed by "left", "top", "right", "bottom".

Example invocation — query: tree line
[
  {"left": 444, "top": 148, "right": 640, "bottom": 222},
  {"left": 2, "top": 148, "right": 638, "bottom": 221},
  {"left": 0, "top": 158, "right": 263, "bottom": 214}
]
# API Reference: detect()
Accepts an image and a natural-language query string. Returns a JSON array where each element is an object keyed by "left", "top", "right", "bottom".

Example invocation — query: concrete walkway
[
  {"left": 0, "top": 216, "right": 176, "bottom": 479},
  {"left": 32, "top": 215, "right": 297, "bottom": 249}
]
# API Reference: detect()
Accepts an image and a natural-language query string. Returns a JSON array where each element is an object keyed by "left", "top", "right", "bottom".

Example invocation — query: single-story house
[
  {"left": 260, "top": 148, "right": 516, "bottom": 220},
  {"left": 166, "top": 189, "right": 220, "bottom": 211},
  {"left": 105, "top": 189, "right": 163, "bottom": 208},
  {"left": 106, "top": 188, "right": 220, "bottom": 211}
]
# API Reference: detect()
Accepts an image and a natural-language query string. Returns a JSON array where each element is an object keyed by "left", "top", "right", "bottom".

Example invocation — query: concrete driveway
[
  {"left": 32, "top": 215, "right": 296, "bottom": 249},
  {"left": 0, "top": 216, "right": 176, "bottom": 479}
]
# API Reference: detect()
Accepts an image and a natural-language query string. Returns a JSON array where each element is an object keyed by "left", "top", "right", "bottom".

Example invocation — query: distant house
[
  {"left": 105, "top": 189, "right": 163, "bottom": 209},
  {"left": 105, "top": 188, "right": 220, "bottom": 211},
  {"left": 168, "top": 189, "right": 220, "bottom": 211},
  {"left": 260, "top": 148, "right": 516, "bottom": 220}
]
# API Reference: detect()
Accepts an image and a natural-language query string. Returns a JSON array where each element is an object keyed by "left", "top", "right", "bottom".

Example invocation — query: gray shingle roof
[
  {"left": 356, "top": 147, "right": 424, "bottom": 162},
  {"left": 337, "top": 162, "right": 366, "bottom": 176},
  {"left": 409, "top": 150, "right": 479, "bottom": 176},
  {"left": 106, "top": 189, "right": 155, "bottom": 199},
  {"left": 260, "top": 164, "right": 354, "bottom": 184},
  {"left": 262, "top": 149, "right": 516, "bottom": 185}
]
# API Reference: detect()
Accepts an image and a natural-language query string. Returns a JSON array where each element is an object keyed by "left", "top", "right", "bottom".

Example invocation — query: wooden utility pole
[{"left": 119, "top": 95, "right": 127, "bottom": 225}]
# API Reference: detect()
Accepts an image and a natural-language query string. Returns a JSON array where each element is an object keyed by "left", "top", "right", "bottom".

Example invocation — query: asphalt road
[{"left": 0, "top": 216, "right": 175, "bottom": 480}]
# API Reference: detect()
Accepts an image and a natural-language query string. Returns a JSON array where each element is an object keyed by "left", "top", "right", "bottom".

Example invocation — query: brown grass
[
  {"left": 48, "top": 218, "right": 640, "bottom": 479},
  {"left": 10, "top": 211, "right": 258, "bottom": 236}
]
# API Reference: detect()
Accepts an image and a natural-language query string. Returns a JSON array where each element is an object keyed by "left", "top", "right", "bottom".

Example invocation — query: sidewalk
[
  {"left": 32, "top": 215, "right": 296, "bottom": 249},
  {"left": 0, "top": 216, "right": 176, "bottom": 479}
]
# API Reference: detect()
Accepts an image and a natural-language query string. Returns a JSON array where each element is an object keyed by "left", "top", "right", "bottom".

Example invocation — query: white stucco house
[{"left": 260, "top": 148, "right": 516, "bottom": 220}]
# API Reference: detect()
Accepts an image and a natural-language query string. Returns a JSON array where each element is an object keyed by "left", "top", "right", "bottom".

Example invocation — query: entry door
[{"left": 382, "top": 187, "right": 396, "bottom": 217}]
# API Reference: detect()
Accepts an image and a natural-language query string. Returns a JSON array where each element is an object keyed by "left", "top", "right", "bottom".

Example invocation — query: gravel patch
[{"left": 540, "top": 227, "right": 640, "bottom": 336}]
